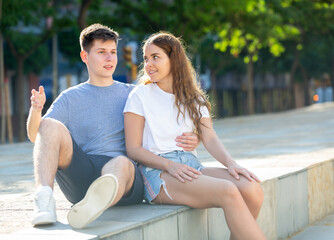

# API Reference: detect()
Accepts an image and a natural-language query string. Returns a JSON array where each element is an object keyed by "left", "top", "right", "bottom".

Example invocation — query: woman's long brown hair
[{"left": 139, "top": 32, "right": 211, "bottom": 140}]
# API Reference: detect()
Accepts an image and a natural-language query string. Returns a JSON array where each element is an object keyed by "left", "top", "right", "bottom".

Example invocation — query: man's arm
[{"left": 27, "top": 86, "right": 46, "bottom": 143}]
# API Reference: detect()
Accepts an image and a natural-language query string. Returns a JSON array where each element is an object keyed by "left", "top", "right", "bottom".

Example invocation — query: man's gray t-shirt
[{"left": 43, "top": 81, "right": 134, "bottom": 158}]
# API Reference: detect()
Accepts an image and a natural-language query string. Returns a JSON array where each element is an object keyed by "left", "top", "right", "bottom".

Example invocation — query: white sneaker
[
  {"left": 67, "top": 174, "right": 119, "bottom": 229},
  {"left": 32, "top": 188, "right": 57, "bottom": 226}
]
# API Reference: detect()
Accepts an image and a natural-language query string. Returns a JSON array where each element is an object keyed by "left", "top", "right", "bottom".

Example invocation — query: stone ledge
[
  {"left": 3, "top": 157, "right": 334, "bottom": 240},
  {"left": 2, "top": 103, "right": 333, "bottom": 239}
]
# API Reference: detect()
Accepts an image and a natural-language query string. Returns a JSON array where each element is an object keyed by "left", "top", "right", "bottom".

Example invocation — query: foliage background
[{"left": 1, "top": 0, "right": 334, "bottom": 141}]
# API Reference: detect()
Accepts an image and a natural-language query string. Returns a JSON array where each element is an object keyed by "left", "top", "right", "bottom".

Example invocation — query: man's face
[{"left": 81, "top": 39, "right": 118, "bottom": 81}]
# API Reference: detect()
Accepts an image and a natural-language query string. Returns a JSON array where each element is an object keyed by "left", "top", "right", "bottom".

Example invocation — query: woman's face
[{"left": 143, "top": 43, "right": 172, "bottom": 85}]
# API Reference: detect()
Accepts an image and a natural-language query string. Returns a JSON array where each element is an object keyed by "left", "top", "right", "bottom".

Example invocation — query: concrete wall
[{"left": 104, "top": 159, "right": 334, "bottom": 240}]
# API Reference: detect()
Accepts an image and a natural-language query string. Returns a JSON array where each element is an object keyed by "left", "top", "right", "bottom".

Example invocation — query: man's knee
[
  {"left": 37, "top": 118, "right": 73, "bottom": 168},
  {"left": 102, "top": 156, "right": 136, "bottom": 194},
  {"left": 39, "top": 118, "right": 68, "bottom": 137},
  {"left": 101, "top": 155, "right": 134, "bottom": 176}
]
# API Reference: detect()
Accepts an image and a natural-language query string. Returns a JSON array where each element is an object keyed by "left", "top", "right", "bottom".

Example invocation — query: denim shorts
[
  {"left": 139, "top": 151, "right": 204, "bottom": 203},
  {"left": 55, "top": 136, "right": 144, "bottom": 205}
]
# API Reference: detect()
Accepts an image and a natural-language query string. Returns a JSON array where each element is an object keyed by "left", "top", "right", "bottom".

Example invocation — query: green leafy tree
[
  {"left": 91, "top": 0, "right": 232, "bottom": 110},
  {"left": 2, "top": 0, "right": 73, "bottom": 141},
  {"left": 269, "top": 0, "right": 334, "bottom": 107},
  {"left": 199, "top": 35, "right": 246, "bottom": 117},
  {"left": 214, "top": 0, "right": 300, "bottom": 114}
]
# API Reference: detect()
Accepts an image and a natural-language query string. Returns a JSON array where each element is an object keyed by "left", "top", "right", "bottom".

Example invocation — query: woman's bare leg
[
  {"left": 201, "top": 167, "right": 264, "bottom": 219},
  {"left": 201, "top": 167, "right": 264, "bottom": 240},
  {"left": 153, "top": 172, "right": 266, "bottom": 240}
]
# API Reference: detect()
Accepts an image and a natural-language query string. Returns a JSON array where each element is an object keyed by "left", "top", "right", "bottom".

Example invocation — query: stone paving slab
[
  {"left": 1, "top": 205, "right": 187, "bottom": 240},
  {"left": 290, "top": 212, "right": 334, "bottom": 240},
  {"left": 0, "top": 102, "right": 333, "bottom": 238}
]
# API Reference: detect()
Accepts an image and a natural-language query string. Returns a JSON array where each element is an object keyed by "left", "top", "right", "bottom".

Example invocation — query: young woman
[{"left": 124, "top": 32, "right": 266, "bottom": 240}]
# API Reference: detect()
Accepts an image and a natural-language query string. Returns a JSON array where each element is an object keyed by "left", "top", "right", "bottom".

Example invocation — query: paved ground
[
  {"left": 290, "top": 213, "right": 334, "bottom": 240},
  {"left": 0, "top": 102, "right": 333, "bottom": 238},
  {"left": 0, "top": 142, "right": 71, "bottom": 233}
]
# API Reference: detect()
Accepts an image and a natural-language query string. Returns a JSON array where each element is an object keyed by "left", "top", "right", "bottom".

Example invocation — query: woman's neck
[{"left": 157, "top": 77, "right": 173, "bottom": 94}]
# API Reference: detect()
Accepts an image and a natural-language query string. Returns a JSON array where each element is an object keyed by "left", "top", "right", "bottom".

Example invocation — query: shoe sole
[
  {"left": 67, "top": 174, "right": 118, "bottom": 229},
  {"left": 32, "top": 213, "right": 57, "bottom": 226}
]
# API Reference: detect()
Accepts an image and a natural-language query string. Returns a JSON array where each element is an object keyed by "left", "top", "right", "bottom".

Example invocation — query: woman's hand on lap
[
  {"left": 227, "top": 163, "right": 261, "bottom": 182},
  {"left": 166, "top": 161, "right": 201, "bottom": 183}
]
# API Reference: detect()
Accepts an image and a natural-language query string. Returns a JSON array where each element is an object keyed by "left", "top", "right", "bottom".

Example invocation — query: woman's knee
[
  {"left": 239, "top": 181, "right": 264, "bottom": 207},
  {"left": 218, "top": 181, "right": 242, "bottom": 205}
]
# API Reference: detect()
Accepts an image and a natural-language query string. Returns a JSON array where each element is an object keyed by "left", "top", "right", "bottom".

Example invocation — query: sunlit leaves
[
  {"left": 214, "top": 0, "right": 303, "bottom": 63},
  {"left": 269, "top": 40, "right": 285, "bottom": 57},
  {"left": 246, "top": 0, "right": 266, "bottom": 13}
]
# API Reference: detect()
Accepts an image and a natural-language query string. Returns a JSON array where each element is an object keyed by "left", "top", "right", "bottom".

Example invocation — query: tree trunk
[
  {"left": 4, "top": 17, "right": 53, "bottom": 142},
  {"left": 331, "top": 57, "right": 334, "bottom": 97},
  {"left": 231, "top": 90, "right": 238, "bottom": 116},
  {"left": 289, "top": 50, "right": 299, "bottom": 109},
  {"left": 299, "top": 64, "right": 310, "bottom": 106},
  {"left": 210, "top": 70, "right": 218, "bottom": 117},
  {"left": 52, "top": 34, "right": 58, "bottom": 100},
  {"left": 0, "top": 31, "right": 5, "bottom": 143},
  {"left": 77, "top": 0, "right": 94, "bottom": 30},
  {"left": 255, "top": 88, "right": 262, "bottom": 113},
  {"left": 247, "top": 54, "right": 255, "bottom": 114},
  {"left": 17, "top": 58, "right": 25, "bottom": 142},
  {"left": 4, "top": 82, "right": 13, "bottom": 143},
  {"left": 0, "top": 0, "right": 5, "bottom": 143}
]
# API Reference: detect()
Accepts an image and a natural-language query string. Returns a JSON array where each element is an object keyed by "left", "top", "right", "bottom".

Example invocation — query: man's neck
[{"left": 87, "top": 78, "right": 115, "bottom": 87}]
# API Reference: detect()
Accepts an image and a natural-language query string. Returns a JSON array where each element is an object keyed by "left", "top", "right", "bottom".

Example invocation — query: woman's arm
[
  {"left": 200, "top": 117, "right": 260, "bottom": 182},
  {"left": 124, "top": 112, "right": 201, "bottom": 182}
]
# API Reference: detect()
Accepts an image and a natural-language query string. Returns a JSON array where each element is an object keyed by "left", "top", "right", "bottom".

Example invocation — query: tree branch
[
  {"left": 4, "top": 36, "right": 19, "bottom": 59},
  {"left": 22, "top": 30, "right": 52, "bottom": 60}
]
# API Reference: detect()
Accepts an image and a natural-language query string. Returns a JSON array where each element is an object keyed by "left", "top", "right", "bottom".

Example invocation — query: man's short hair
[{"left": 79, "top": 23, "right": 119, "bottom": 52}]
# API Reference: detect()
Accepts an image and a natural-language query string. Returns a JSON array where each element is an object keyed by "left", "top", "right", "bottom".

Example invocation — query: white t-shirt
[{"left": 123, "top": 83, "right": 210, "bottom": 155}]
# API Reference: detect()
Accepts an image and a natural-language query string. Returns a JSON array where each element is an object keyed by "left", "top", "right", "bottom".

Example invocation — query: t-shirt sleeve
[
  {"left": 42, "top": 92, "right": 69, "bottom": 125},
  {"left": 123, "top": 90, "right": 144, "bottom": 117},
  {"left": 200, "top": 105, "right": 210, "bottom": 118}
]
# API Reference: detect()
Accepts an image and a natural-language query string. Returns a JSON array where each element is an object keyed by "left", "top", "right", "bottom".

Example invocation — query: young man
[{"left": 27, "top": 23, "right": 199, "bottom": 229}]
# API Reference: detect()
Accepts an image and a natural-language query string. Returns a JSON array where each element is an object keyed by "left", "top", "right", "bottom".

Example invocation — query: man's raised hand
[{"left": 30, "top": 86, "right": 46, "bottom": 111}]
